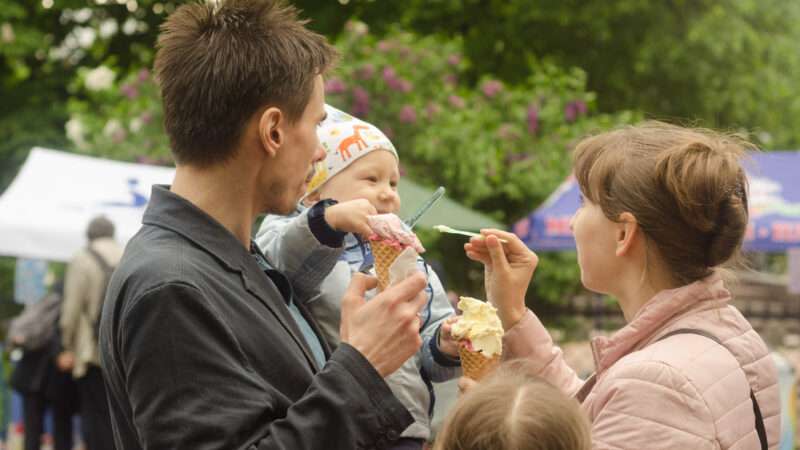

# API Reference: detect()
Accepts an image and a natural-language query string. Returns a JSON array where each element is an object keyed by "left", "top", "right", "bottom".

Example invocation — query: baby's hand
[
  {"left": 438, "top": 316, "right": 461, "bottom": 358},
  {"left": 324, "top": 199, "right": 377, "bottom": 237},
  {"left": 458, "top": 376, "right": 478, "bottom": 395}
]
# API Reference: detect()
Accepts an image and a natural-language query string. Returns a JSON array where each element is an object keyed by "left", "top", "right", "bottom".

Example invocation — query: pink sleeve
[{"left": 502, "top": 309, "right": 584, "bottom": 396}]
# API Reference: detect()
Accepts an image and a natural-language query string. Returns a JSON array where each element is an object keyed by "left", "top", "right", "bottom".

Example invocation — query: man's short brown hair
[{"left": 154, "top": 0, "right": 336, "bottom": 166}]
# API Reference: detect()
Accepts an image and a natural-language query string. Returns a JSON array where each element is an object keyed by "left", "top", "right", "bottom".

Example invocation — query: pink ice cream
[{"left": 367, "top": 214, "right": 425, "bottom": 253}]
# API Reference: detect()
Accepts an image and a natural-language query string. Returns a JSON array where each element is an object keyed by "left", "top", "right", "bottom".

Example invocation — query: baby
[{"left": 256, "top": 105, "right": 461, "bottom": 449}]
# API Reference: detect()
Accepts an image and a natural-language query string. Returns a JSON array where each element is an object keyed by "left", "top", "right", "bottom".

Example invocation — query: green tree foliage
[
  {"left": 1, "top": 1, "right": 70, "bottom": 190},
  {"left": 4, "top": 0, "right": 799, "bottom": 308},
  {"left": 64, "top": 21, "right": 635, "bottom": 304},
  {"left": 0, "top": 0, "right": 174, "bottom": 191},
  {"left": 0, "top": 0, "right": 174, "bottom": 313},
  {"left": 66, "top": 67, "right": 167, "bottom": 162},
  {"left": 325, "top": 25, "right": 636, "bottom": 225},
  {"left": 297, "top": 0, "right": 800, "bottom": 148}
]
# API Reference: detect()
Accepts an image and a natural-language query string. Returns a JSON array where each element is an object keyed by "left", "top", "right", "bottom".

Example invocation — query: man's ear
[
  {"left": 615, "top": 212, "right": 640, "bottom": 257},
  {"left": 259, "top": 107, "right": 283, "bottom": 158}
]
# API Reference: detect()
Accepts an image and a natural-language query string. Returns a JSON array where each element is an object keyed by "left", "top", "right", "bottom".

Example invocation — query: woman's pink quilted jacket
[{"left": 503, "top": 275, "right": 780, "bottom": 449}]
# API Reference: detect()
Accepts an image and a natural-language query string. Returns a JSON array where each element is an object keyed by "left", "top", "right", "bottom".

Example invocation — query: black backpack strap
[
  {"left": 750, "top": 390, "right": 768, "bottom": 450},
  {"left": 85, "top": 247, "right": 114, "bottom": 339},
  {"left": 657, "top": 328, "right": 768, "bottom": 450},
  {"left": 574, "top": 372, "right": 597, "bottom": 404},
  {"left": 86, "top": 247, "right": 113, "bottom": 274}
]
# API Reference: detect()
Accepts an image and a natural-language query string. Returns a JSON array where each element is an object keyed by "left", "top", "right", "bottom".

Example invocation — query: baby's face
[{"left": 318, "top": 150, "right": 401, "bottom": 214}]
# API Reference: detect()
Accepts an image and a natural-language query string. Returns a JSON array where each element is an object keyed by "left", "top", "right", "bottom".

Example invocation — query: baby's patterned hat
[{"left": 306, "top": 104, "right": 398, "bottom": 194}]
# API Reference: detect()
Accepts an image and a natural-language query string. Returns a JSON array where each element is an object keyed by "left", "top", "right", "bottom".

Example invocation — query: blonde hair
[
  {"left": 434, "top": 360, "right": 590, "bottom": 450},
  {"left": 573, "top": 121, "right": 752, "bottom": 285}
]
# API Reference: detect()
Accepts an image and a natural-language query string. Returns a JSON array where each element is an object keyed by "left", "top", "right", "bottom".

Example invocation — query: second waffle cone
[{"left": 459, "top": 346, "right": 500, "bottom": 381}]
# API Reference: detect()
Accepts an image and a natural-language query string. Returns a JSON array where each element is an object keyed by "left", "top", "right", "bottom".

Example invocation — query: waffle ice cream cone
[
  {"left": 451, "top": 297, "right": 504, "bottom": 380},
  {"left": 371, "top": 240, "right": 404, "bottom": 291},
  {"left": 459, "top": 345, "right": 501, "bottom": 381}
]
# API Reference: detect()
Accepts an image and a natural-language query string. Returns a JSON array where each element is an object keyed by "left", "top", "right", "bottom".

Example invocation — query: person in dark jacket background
[{"left": 8, "top": 280, "right": 79, "bottom": 450}]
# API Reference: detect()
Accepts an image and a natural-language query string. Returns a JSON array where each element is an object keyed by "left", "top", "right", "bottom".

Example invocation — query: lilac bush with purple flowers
[
  {"left": 323, "top": 22, "right": 636, "bottom": 304},
  {"left": 67, "top": 19, "right": 635, "bottom": 232},
  {"left": 69, "top": 18, "right": 635, "bottom": 223},
  {"left": 65, "top": 20, "right": 636, "bottom": 304},
  {"left": 325, "top": 21, "right": 636, "bottom": 226},
  {"left": 480, "top": 80, "right": 503, "bottom": 98},
  {"left": 66, "top": 67, "right": 165, "bottom": 162}
]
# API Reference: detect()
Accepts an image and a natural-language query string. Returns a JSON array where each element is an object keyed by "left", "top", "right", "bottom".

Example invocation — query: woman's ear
[
  {"left": 259, "top": 107, "right": 283, "bottom": 158},
  {"left": 615, "top": 212, "right": 640, "bottom": 257}
]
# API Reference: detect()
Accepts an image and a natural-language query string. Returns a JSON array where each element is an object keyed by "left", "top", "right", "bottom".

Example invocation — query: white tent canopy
[
  {"left": 0, "top": 148, "right": 174, "bottom": 262},
  {"left": 0, "top": 147, "right": 504, "bottom": 263}
]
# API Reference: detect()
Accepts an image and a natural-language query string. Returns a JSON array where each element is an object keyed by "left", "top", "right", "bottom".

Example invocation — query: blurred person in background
[
  {"left": 8, "top": 278, "right": 79, "bottom": 450},
  {"left": 59, "top": 215, "right": 122, "bottom": 450}
]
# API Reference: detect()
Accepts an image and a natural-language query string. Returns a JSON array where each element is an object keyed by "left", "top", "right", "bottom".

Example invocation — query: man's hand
[
  {"left": 438, "top": 316, "right": 460, "bottom": 358},
  {"left": 340, "top": 272, "right": 427, "bottom": 377},
  {"left": 464, "top": 229, "right": 538, "bottom": 330},
  {"left": 57, "top": 351, "right": 75, "bottom": 372},
  {"left": 324, "top": 199, "right": 377, "bottom": 237}
]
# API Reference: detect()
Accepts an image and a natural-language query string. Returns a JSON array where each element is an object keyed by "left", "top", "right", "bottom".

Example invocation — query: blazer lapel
[{"left": 239, "top": 262, "right": 321, "bottom": 372}]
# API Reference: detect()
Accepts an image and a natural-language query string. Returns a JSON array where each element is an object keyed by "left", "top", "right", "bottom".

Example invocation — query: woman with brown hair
[
  {"left": 435, "top": 359, "right": 590, "bottom": 450},
  {"left": 464, "top": 122, "right": 780, "bottom": 449}
]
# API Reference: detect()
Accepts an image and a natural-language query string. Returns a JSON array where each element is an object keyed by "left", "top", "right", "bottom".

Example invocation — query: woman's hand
[{"left": 464, "top": 229, "right": 538, "bottom": 330}]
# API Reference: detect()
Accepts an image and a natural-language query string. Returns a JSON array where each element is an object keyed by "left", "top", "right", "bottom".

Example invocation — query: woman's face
[{"left": 570, "top": 195, "right": 620, "bottom": 294}]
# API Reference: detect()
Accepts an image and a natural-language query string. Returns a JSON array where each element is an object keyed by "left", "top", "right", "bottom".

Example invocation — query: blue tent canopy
[{"left": 513, "top": 151, "right": 800, "bottom": 252}]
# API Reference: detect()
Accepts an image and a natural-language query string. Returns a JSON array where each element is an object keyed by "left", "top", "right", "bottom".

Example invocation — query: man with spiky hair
[{"left": 99, "top": 1, "right": 426, "bottom": 449}]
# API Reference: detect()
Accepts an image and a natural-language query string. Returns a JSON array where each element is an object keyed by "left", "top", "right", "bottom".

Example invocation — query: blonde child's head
[
  {"left": 303, "top": 105, "right": 401, "bottom": 214},
  {"left": 571, "top": 121, "right": 752, "bottom": 288},
  {"left": 435, "top": 359, "right": 590, "bottom": 450}
]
